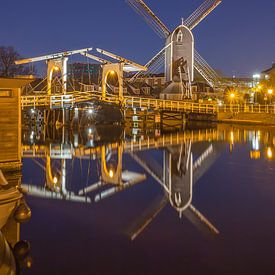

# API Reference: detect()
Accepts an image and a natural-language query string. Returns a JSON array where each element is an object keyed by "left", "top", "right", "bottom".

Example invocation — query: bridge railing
[
  {"left": 22, "top": 129, "right": 220, "bottom": 158},
  {"left": 123, "top": 96, "right": 218, "bottom": 114},
  {"left": 21, "top": 90, "right": 275, "bottom": 115},
  {"left": 50, "top": 95, "right": 74, "bottom": 109},
  {"left": 21, "top": 95, "right": 51, "bottom": 109},
  {"left": 218, "top": 104, "right": 275, "bottom": 114}
]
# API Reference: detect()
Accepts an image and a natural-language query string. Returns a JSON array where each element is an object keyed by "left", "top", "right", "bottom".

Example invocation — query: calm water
[{"left": 2, "top": 123, "right": 275, "bottom": 274}]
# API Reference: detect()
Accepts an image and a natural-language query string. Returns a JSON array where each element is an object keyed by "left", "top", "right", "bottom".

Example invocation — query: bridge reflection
[{"left": 19, "top": 124, "right": 275, "bottom": 241}]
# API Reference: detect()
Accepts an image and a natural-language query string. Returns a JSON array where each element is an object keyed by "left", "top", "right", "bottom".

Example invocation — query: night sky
[{"left": 1, "top": 0, "right": 274, "bottom": 77}]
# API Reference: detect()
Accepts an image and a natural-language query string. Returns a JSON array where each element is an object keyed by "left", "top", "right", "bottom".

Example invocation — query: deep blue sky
[{"left": 1, "top": 0, "right": 274, "bottom": 77}]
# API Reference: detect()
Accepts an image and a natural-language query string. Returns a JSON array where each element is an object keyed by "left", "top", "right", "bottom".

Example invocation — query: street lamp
[
  {"left": 228, "top": 92, "right": 236, "bottom": 112},
  {"left": 253, "top": 74, "right": 261, "bottom": 103},
  {"left": 53, "top": 176, "right": 58, "bottom": 184},
  {"left": 268, "top": 89, "right": 273, "bottom": 104}
]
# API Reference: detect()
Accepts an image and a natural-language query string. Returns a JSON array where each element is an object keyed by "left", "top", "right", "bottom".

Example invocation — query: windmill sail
[
  {"left": 129, "top": 44, "right": 170, "bottom": 82},
  {"left": 185, "top": 205, "right": 219, "bottom": 235},
  {"left": 183, "top": 0, "right": 222, "bottom": 30},
  {"left": 127, "top": 195, "right": 167, "bottom": 241},
  {"left": 126, "top": 0, "right": 170, "bottom": 39},
  {"left": 194, "top": 50, "right": 221, "bottom": 88}
]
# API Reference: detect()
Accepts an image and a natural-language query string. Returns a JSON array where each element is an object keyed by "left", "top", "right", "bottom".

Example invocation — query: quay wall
[
  {"left": 188, "top": 112, "right": 275, "bottom": 125},
  {"left": 216, "top": 113, "right": 275, "bottom": 125}
]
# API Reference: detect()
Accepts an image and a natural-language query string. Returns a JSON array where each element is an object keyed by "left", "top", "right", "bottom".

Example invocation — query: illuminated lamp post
[
  {"left": 268, "top": 89, "right": 273, "bottom": 104},
  {"left": 229, "top": 92, "right": 235, "bottom": 112},
  {"left": 253, "top": 74, "right": 261, "bottom": 103}
]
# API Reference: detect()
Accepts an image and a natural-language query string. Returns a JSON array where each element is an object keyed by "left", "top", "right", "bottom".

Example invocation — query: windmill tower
[{"left": 126, "top": 0, "right": 222, "bottom": 99}]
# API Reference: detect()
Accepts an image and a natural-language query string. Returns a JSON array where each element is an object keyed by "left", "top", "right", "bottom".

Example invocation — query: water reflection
[
  {"left": 22, "top": 126, "right": 222, "bottom": 205},
  {"left": 1, "top": 123, "right": 275, "bottom": 273},
  {"left": 128, "top": 141, "right": 221, "bottom": 240},
  {"left": 20, "top": 124, "right": 275, "bottom": 239}
]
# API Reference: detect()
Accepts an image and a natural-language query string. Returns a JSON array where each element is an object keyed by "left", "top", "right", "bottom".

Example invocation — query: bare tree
[{"left": 0, "top": 46, "right": 35, "bottom": 77}]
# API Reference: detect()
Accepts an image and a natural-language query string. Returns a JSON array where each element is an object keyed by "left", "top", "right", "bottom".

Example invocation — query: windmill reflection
[
  {"left": 128, "top": 141, "right": 220, "bottom": 240},
  {"left": 21, "top": 125, "right": 223, "bottom": 241}
]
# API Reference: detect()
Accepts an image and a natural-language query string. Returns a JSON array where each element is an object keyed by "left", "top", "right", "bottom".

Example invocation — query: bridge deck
[
  {"left": 21, "top": 91, "right": 218, "bottom": 114},
  {"left": 21, "top": 91, "right": 275, "bottom": 115}
]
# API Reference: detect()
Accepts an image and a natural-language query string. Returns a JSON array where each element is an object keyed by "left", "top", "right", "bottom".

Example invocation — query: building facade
[
  {"left": 68, "top": 63, "right": 101, "bottom": 84},
  {"left": 261, "top": 63, "right": 275, "bottom": 80}
]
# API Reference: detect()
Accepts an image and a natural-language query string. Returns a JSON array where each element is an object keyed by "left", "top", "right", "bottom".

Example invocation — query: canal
[{"left": 1, "top": 122, "right": 275, "bottom": 274}]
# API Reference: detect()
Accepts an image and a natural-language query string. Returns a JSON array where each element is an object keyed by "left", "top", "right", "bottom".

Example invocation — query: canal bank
[
  {"left": 188, "top": 111, "right": 275, "bottom": 126},
  {"left": 216, "top": 112, "right": 275, "bottom": 126}
]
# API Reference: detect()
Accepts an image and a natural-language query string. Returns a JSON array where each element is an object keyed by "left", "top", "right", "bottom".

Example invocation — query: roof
[
  {"left": 262, "top": 63, "right": 275, "bottom": 74},
  {"left": 0, "top": 77, "right": 35, "bottom": 89}
]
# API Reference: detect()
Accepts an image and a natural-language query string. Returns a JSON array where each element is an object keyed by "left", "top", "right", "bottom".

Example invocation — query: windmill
[{"left": 126, "top": 0, "right": 222, "bottom": 99}]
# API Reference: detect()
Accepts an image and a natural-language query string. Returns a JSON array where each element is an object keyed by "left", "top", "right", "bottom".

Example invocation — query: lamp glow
[
  {"left": 267, "top": 147, "right": 273, "bottom": 159},
  {"left": 109, "top": 170, "right": 114, "bottom": 178}
]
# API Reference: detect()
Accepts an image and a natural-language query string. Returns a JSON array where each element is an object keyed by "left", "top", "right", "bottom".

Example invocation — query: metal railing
[
  {"left": 50, "top": 95, "right": 74, "bottom": 109},
  {"left": 218, "top": 104, "right": 275, "bottom": 114},
  {"left": 123, "top": 96, "right": 217, "bottom": 114},
  {"left": 21, "top": 90, "right": 275, "bottom": 115},
  {"left": 21, "top": 94, "right": 51, "bottom": 109}
]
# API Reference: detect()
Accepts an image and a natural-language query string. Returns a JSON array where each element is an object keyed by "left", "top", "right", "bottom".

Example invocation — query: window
[
  {"left": 0, "top": 89, "right": 12, "bottom": 98},
  {"left": 191, "top": 86, "right": 198, "bottom": 93},
  {"left": 177, "top": 30, "right": 183, "bottom": 42}
]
